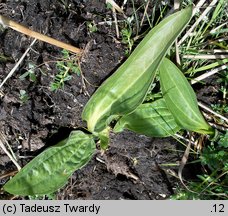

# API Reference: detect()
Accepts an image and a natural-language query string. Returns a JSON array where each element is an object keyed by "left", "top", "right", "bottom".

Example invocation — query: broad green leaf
[
  {"left": 159, "top": 58, "right": 214, "bottom": 135},
  {"left": 4, "top": 131, "right": 96, "bottom": 196},
  {"left": 82, "top": 6, "right": 192, "bottom": 133},
  {"left": 113, "top": 98, "right": 180, "bottom": 137}
]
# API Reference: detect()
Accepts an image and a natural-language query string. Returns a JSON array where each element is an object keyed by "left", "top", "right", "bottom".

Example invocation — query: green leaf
[
  {"left": 114, "top": 98, "right": 180, "bottom": 137},
  {"left": 4, "top": 131, "right": 96, "bottom": 196},
  {"left": 19, "top": 71, "right": 30, "bottom": 80},
  {"left": 159, "top": 58, "right": 214, "bottom": 135},
  {"left": 82, "top": 6, "right": 192, "bottom": 133},
  {"left": 98, "top": 127, "right": 110, "bottom": 150},
  {"left": 219, "top": 131, "right": 228, "bottom": 148}
]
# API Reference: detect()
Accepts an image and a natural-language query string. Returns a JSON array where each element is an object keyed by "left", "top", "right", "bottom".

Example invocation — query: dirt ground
[{"left": 0, "top": 0, "right": 223, "bottom": 200}]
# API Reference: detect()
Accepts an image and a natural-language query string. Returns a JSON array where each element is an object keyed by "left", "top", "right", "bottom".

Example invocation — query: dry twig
[
  {"left": 191, "top": 64, "right": 227, "bottom": 84},
  {"left": 178, "top": 0, "right": 218, "bottom": 46},
  {"left": 0, "top": 135, "right": 21, "bottom": 171},
  {"left": 183, "top": 54, "right": 228, "bottom": 59},
  {"left": 0, "top": 39, "right": 37, "bottom": 89},
  {"left": 0, "top": 15, "right": 81, "bottom": 54}
]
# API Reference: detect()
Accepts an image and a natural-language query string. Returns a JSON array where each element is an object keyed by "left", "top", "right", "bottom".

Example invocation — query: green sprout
[
  {"left": 121, "top": 25, "right": 134, "bottom": 55},
  {"left": 86, "top": 21, "right": 98, "bottom": 33},
  {"left": 19, "top": 63, "right": 37, "bottom": 82},
  {"left": 19, "top": 90, "right": 30, "bottom": 104},
  {"left": 50, "top": 49, "right": 81, "bottom": 91}
]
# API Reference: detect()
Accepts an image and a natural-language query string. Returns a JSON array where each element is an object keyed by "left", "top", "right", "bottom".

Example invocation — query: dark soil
[{"left": 0, "top": 0, "right": 222, "bottom": 200}]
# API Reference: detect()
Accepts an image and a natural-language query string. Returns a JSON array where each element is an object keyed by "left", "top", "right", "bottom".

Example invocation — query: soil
[{"left": 0, "top": 0, "right": 224, "bottom": 200}]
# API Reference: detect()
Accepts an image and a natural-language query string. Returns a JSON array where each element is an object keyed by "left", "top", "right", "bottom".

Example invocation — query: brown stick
[
  {"left": 0, "top": 15, "right": 81, "bottom": 54},
  {"left": 0, "top": 170, "right": 18, "bottom": 180}
]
